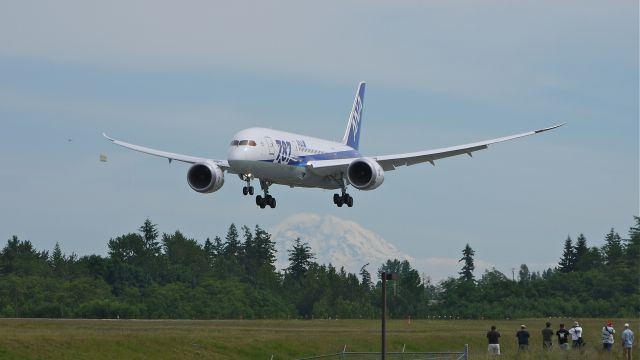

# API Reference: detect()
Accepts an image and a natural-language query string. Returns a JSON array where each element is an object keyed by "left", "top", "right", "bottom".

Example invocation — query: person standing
[
  {"left": 516, "top": 325, "right": 530, "bottom": 352},
  {"left": 541, "top": 321, "right": 554, "bottom": 350},
  {"left": 569, "top": 321, "right": 583, "bottom": 349},
  {"left": 487, "top": 325, "right": 501, "bottom": 356},
  {"left": 556, "top": 323, "right": 571, "bottom": 350},
  {"left": 622, "top": 323, "right": 634, "bottom": 360},
  {"left": 601, "top": 321, "right": 615, "bottom": 352}
]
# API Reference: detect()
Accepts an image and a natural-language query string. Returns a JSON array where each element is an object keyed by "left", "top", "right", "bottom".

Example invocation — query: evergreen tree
[
  {"left": 50, "top": 242, "right": 66, "bottom": 277},
  {"left": 243, "top": 225, "right": 278, "bottom": 289},
  {"left": 217, "top": 224, "right": 243, "bottom": 279},
  {"left": 286, "top": 238, "right": 315, "bottom": 283},
  {"left": 558, "top": 236, "right": 575, "bottom": 272},
  {"left": 573, "top": 234, "right": 589, "bottom": 271},
  {"left": 223, "top": 224, "right": 241, "bottom": 258},
  {"left": 139, "top": 219, "right": 161, "bottom": 257},
  {"left": 458, "top": 244, "right": 475, "bottom": 282},
  {"left": 359, "top": 263, "right": 372, "bottom": 291},
  {"left": 602, "top": 228, "right": 624, "bottom": 265}
]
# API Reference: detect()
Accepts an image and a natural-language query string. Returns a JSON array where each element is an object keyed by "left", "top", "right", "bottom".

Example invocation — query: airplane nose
[{"left": 227, "top": 146, "right": 250, "bottom": 161}]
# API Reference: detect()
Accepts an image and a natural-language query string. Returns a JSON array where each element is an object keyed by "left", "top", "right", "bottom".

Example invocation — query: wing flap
[{"left": 306, "top": 158, "right": 353, "bottom": 176}]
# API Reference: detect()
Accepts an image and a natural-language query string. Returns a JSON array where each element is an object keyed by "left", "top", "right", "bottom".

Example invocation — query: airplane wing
[
  {"left": 307, "top": 123, "right": 564, "bottom": 176},
  {"left": 102, "top": 133, "right": 230, "bottom": 169}
]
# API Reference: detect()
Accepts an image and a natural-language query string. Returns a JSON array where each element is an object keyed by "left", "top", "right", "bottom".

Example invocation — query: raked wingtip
[{"left": 535, "top": 123, "right": 566, "bottom": 134}]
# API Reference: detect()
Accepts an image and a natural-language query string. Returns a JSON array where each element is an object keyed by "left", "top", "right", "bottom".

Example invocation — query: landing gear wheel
[
  {"left": 248, "top": 186, "right": 254, "bottom": 195},
  {"left": 333, "top": 192, "right": 353, "bottom": 207},
  {"left": 345, "top": 194, "right": 353, "bottom": 207},
  {"left": 243, "top": 186, "right": 249, "bottom": 196},
  {"left": 256, "top": 194, "right": 276, "bottom": 209},
  {"left": 256, "top": 179, "right": 276, "bottom": 209}
]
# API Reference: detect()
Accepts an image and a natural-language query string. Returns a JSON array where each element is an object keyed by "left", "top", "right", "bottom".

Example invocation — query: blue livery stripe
[{"left": 259, "top": 149, "right": 361, "bottom": 167}]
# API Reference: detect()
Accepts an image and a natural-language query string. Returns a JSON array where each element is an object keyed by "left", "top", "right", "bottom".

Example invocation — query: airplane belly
[{"left": 228, "top": 160, "right": 339, "bottom": 189}]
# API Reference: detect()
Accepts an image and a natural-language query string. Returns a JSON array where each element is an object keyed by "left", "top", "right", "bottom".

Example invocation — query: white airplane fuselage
[{"left": 227, "top": 127, "right": 360, "bottom": 189}]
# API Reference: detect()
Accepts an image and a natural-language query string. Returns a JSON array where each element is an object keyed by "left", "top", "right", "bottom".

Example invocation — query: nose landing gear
[{"left": 241, "top": 174, "right": 254, "bottom": 196}]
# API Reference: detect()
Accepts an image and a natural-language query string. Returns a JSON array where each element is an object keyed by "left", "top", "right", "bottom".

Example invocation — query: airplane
[{"left": 103, "top": 82, "right": 564, "bottom": 209}]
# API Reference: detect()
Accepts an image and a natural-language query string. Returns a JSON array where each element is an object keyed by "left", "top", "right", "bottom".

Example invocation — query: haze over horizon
[{"left": 1, "top": 1, "right": 637, "bottom": 283}]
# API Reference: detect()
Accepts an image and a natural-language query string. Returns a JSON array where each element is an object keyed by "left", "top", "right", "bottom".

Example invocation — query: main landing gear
[
  {"left": 332, "top": 178, "right": 353, "bottom": 207},
  {"left": 255, "top": 179, "right": 276, "bottom": 209},
  {"left": 333, "top": 192, "right": 353, "bottom": 207}
]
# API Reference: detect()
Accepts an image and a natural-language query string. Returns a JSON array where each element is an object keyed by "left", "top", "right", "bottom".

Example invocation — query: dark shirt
[
  {"left": 487, "top": 330, "right": 501, "bottom": 344},
  {"left": 542, "top": 327, "right": 554, "bottom": 342},
  {"left": 517, "top": 330, "right": 530, "bottom": 345},
  {"left": 556, "top": 328, "right": 570, "bottom": 344}
]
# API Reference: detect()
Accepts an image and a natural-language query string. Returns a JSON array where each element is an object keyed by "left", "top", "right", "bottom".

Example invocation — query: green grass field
[{"left": 0, "top": 318, "right": 634, "bottom": 359}]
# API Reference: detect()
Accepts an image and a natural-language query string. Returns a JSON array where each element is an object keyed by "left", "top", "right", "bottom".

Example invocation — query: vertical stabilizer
[{"left": 342, "top": 81, "right": 365, "bottom": 150}]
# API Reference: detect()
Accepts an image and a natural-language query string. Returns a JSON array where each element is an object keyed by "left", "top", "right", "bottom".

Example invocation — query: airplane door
[{"left": 264, "top": 136, "right": 276, "bottom": 155}]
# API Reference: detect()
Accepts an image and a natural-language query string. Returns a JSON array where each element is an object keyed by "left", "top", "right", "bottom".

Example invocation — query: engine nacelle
[
  {"left": 187, "top": 162, "right": 224, "bottom": 193},
  {"left": 347, "top": 157, "right": 385, "bottom": 190}
]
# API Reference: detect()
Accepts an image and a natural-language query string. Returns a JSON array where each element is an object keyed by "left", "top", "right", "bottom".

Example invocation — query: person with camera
[
  {"left": 601, "top": 321, "right": 615, "bottom": 351},
  {"left": 569, "top": 321, "right": 583, "bottom": 349}
]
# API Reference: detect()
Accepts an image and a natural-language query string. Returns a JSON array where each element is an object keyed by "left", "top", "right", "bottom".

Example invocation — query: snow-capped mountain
[{"left": 270, "top": 213, "right": 411, "bottom": 274}]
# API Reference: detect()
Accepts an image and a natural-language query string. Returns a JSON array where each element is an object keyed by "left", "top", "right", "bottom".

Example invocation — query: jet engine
[
  {"left": 187, "top": 162, "right": 224, "bottom": 193},
  {"left": 347, "top": 157, "right": 385, "bottom": 190}
]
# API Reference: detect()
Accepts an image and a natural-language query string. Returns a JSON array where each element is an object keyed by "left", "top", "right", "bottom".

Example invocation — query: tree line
[{"left": 0, "top": 217, "right": 638, "bottom": 319}]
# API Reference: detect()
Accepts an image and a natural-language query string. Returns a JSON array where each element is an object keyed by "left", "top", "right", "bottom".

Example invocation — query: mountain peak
[{"left": 270, "top": 213, "right": 410, "bottom": 274}]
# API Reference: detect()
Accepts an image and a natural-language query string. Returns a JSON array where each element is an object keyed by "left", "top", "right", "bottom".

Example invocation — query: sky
[{"left": 1, "top": 1, "right": 637, "bottom": 282}]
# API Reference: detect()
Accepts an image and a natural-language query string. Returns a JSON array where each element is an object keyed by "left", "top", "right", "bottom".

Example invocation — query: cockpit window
[
  {"left": 238, "top": 140, "right": 257, "bottom": 146},
  {"left": 230, "top": 140, "right": 239, "bottom": 146}
]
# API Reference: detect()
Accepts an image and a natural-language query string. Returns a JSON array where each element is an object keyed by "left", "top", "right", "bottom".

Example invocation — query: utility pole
[{"left": 381, "top": 272, "right": 397, "bottom": 360}]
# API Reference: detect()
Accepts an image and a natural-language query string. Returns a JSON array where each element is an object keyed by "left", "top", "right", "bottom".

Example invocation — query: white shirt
[{"left": 569, "top": 326, "right": 582, "bottom": 340}]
